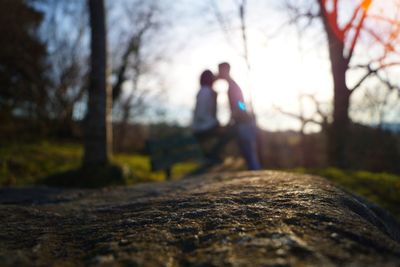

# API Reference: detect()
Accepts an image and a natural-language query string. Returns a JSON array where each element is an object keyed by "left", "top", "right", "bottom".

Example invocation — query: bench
[{"left": 146, "top": 134, "right": 204, "bottom": 179}]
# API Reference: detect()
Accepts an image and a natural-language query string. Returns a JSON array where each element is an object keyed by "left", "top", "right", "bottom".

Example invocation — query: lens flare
[{"left": 361, "top": 0, "right": 372, "bottom": 11}]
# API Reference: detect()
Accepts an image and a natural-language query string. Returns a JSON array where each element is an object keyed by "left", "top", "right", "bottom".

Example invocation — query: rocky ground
[{"left": 1, "top": 171, "right": 400, "bottom": 267}]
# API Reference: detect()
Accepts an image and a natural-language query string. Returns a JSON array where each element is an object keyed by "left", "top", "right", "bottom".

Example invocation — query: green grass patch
[
  {"left": 112, "top": 153, "right": 198, "bottom": 184},
  {"left": 0, "top": 141, "right": 82, "bottom": 186},
  {"left": 0, "top": 141, "right": 198, "bottom": 187},
  {"left": 293, "top": 167, "right": 400, "bottom": 219}
]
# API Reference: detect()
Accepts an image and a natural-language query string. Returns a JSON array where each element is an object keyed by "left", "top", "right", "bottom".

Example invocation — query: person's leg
[
  {"left": 208, "top": 126, "right": 234, "bottom": 161},
  {"left": 194, "top": 131, "right": 211, "bottom": 157},
  {"left": 236, "top": 122, "right": 261, "bottom": 170},
  {"left": 194, "top": 128, "right": 222, "bottom": 163}
]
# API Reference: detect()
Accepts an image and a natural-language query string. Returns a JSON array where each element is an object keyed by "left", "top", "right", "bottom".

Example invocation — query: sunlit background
[
  {"left": 2, "top": 0, "right": 400, "bottom": 188},
  {"left": 113, "top": 0, "right": 399, "bottom": 132},
  {"left": 39, "top": 0, "right": 398, "bottom": 132},
  {"left": 8, "top": 0, "right": 400, "bottom": 134},
  {"left": 157, "top": 1, "right": 334, "bottom": 131}
]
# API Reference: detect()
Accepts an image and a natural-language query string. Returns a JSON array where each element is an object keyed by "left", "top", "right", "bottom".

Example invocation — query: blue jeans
[{"left": 235, "top": 121, "right": 262, "bottom": 170}]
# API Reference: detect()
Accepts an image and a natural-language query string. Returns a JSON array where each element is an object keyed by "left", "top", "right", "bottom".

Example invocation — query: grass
[
  {"left": 293, "top": 167, "right": 400, "bottom": 219},
  {"left": 0, "top": 142, "right": 82, "bottom": 186},
  {"left": 1, "top": 141, "right": 399, "bottom": 218},
  {"left": 0, "top": 141, "right": 198, "bottom": 187},
  {"left": 113, "top": 153, "right": 199, "bottom": 183}
]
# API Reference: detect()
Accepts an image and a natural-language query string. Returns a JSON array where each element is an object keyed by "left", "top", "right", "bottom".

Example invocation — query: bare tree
[
  {"left": 352, "top": 82, "right": 400, "bottom": 129},
  {"left": 285, "top": 0, "right": 400, "bottom": 167},
  {"left": 84, "top": 0, "right": 112, "bottom": 166},
  {"left": 275, "top": 94, "right": 330, "bottom": 166},
  {"left": 37, "top": 1, "right": 89, "bottom": 136},
  {"left": 108, "top": 0, "right": 169, "bottom": 150},
  {"left": 211, "top": 0, "right": 255, "bottom": 113},
  {"left": 275, "top": 94, "right": 330, "bottom": 135}
]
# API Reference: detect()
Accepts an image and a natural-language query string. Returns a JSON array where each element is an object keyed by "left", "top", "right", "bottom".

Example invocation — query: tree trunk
[
  {"left": 330, "top": 64, "right": 350, "bottom": 168},
  {"left": 84, "top": 0, "right": 112, "bottom": 166},
  {"left": 322, "top": 12, "right": 351, "bottom": 168}
]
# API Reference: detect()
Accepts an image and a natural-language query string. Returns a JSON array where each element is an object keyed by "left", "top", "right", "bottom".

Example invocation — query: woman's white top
[{"left": 192, "top": 86, "right": 218, "bottom": 133}]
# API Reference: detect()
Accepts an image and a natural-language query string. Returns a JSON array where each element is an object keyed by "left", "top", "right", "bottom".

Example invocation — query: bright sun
[
  {"left": 211, "top": 32, "right": 334, "bottom": 128},
  {"left": 171, "top": 26, "right": 334, "bottom": 130},
  {"left": 164, "top": 0, "right": 400, "bottom": 130}
]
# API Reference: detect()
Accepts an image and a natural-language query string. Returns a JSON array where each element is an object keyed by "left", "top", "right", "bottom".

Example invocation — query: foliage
[{"left": 0, "top": 0, "right": 48, "bottom": 124}]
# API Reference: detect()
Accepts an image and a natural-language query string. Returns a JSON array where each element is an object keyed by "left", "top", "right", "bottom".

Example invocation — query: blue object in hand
[{"left": 238, "top": 101, "right": 247, "bottom": 111}]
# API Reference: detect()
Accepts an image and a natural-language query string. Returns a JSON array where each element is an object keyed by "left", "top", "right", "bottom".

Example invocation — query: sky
[
  {"left": 165, "top": 25, "right": 333, "bottom": 131},
  {"left": 41, "top": 0, "right": 400, "bottom": 132},
  {"left": 153, "top": 0, "right": 400, "bottom": 132},
  {"left": 155, "top": 0, "right": 332, "bottom": 131}
]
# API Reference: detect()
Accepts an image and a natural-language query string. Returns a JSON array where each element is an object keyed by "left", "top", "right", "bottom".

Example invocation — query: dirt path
[{"left": 1, "top": 171, "right": 400, "bottom": 266}]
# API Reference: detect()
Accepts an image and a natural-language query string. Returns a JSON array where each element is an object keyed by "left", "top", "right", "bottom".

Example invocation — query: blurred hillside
[
  {"left": 1, "top": 140, "right": 400, "bottom": 221},
  {"left": 117, "top": 122, "right": 400, "bottom": 174},
  {"left": 2, "top": 119, "right": 400, "bottom": 174}
]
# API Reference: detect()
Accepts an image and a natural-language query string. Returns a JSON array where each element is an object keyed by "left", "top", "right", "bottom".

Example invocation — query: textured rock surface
[{"left": 1, "top": 171, "right": 400, "bottom": 266}]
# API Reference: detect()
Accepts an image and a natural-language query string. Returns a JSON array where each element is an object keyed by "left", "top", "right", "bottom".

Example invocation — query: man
[{"left": 218, "top": 62, "right": 261, "bottom": 170}]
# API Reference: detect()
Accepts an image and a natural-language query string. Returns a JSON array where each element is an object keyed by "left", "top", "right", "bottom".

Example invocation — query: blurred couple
[{"left": 192, "top": 62, "right": 261, "bottom": 170}]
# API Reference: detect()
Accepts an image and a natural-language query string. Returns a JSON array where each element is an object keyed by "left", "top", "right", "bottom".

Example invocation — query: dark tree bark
[
  {"left": 319, "top": 3, "right": 351, "bottom": 168},
  {"left": 84, "top": 0, "right": 112, "bottom": 166}
]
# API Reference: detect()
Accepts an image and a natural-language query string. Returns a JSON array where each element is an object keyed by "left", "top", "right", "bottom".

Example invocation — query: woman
[
  {"left": 192, "top": 70, "right": 226, "bottom": 163},
  {"left": 192, "top": 70, "right": 218, "bottom": 135}
]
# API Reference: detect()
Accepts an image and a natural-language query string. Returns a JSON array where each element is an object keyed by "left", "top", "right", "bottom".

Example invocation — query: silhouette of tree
[
  {"left": 275, "top": 94, "right": 330, "bottom": 135},
  {"left": 0, "top": 0, "right": 47, "bottom": 123},
  {"left": 109, "top": 0, "right": 169, "bottom": 150},
  {"left": 33, "top": 0, "right": 168, "bottom": 139},
  {"left": 36, "top": 1, "right": 89, "bottom": 137},
  {"left": 285, "top": 0, "right": 400, "bottom": 167},
  {"left": 84, "top": 0, "right": 112, "bottom": 166},
  {"left": 275, "top": 94, "right": 331, "bottom": 166},
  {"left": 353, "top": 83, "right": 400, "bottom": 128}
]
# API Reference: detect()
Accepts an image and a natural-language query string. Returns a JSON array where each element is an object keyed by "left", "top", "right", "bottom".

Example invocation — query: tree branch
[
  {"left": 317, "top": 0, "right": 346, "bottom": 43},
  {"left": 343, "top": 4, "right": 362, "bottom": 33},
  {"left": 376, "top": 72, "right": 400, "bottom": 92},
  {"left": 349, "top": 62, "right": 400, "bottom": 92},
  {"left": 112, "top": 9, "right": 154, "bottom": 102},
  {"left": 350, "top": 65, "right": 376, "bottom": 92},
  {"left": 346, "top": 0, "right": 372, "bottom": 61},
  {"left": 274, "top": 94, "right": 328, "bottom": 130}
]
